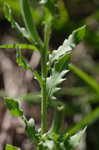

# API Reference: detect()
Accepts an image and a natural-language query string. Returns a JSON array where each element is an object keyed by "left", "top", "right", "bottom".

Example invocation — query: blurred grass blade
[
  {"left": 69, "top": 64, "right": 99, "bottom": 94},
  {"left": 59, "top": 87, "right": 91, "bottom": 96},
  {"left": 0, "top": 44, "right": 38, "bottom": 51},
  {"left": 67, "top": 107, "right": 99, "bottom": 136}
]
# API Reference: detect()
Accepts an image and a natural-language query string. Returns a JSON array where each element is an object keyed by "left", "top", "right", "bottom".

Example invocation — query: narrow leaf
[
  {"left": 5, "top": 97, "right": 23, "bottom": 116},
  {"left": 3, "top": 3, "right": 30, "bottom": 40},
  {"left": 20, "top": 0, "right": 42, "bottom": 46},
  {"left": 0, "top": 44, "right": 38, "bottom": 51}
]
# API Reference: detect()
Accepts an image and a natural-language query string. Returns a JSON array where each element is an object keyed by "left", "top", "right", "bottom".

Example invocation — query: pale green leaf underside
[
  {"left": 5, "top": 144, "right": 21, "bottom": 150},
  {"left": 0, "top": 44, "right": 38, "bottom": 51}
]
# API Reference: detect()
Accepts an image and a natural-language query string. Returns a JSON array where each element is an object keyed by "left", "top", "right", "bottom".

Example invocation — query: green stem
[
  {"left": 41, "top": 61, "right": 47, "bottom": 133},
  {"left": 41, "top": 23, "right": 51, "bottom": 134}
]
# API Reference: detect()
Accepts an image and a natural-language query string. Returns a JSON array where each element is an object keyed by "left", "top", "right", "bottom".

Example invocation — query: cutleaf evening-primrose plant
[{"left": 0, "top": 0, "right": 87, "bottom": 150}]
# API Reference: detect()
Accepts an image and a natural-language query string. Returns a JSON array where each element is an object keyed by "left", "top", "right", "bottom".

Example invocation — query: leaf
[
  {"left": 47, "top": 26, "right": 86, "bottom": 99},
  {"left": 47, "top": 69, "right": 69, "bottom": 99},
  {"left": 49, "top": 25, "right": 86, "bottom": 64},
  {"left": 5, "top": 97, "right": 23, "bottom": 117},
  {"left": 0, "top": 44, "right": 38, "bottom": 51},
  {"left": 55, "top": 53, "right": 71, "bottom": 72},
  {"left": 20, "top": 0, "right": 42, "bottom": 46},
  {"left": 16, "top": 49, "right": 32, "bottom": 70},
  {"left": 6, "top": 144, "right": 21, "bottom": 150},
  {"left": 3, "top": 3, "right": 30, "bottom": 40},
  {"left": 69, "top": 127, "right": 86, "bottom": 148},
  {"left": 47, "top": 53, "right": 70, "bottom": 100}
]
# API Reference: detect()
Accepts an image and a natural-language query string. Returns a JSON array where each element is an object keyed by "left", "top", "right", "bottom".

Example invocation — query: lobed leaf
[
  {"left": 47, "top": 26, "right": 86, "bottom": 99},
  {"left": 5, "top": 144, "right": 21, "bottom": 150},
  {"left": 49, "top": 25, "right": 86, "bottom": 64},
  {"left": 5, "top": 97, "right": 23, "bottom": 117},
  {"left": 47, "top": 69, "right": 69, "bottom": 99}
]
